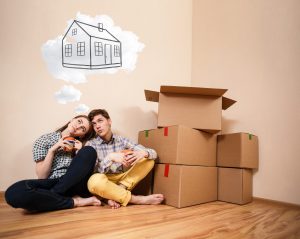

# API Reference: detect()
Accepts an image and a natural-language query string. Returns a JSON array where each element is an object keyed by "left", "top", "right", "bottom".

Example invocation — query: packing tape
[
  {"left": 145, "top": 130, "right": 149, "bottom": 137},
  {"left": 248, "top": 134, "right": 252, "bottom": 140},
  {"left": 164, "top": 127, "right": 168, "bottom": 136},
  {"left": 164, "top": 164, "right": 170, "bottom": 177}
]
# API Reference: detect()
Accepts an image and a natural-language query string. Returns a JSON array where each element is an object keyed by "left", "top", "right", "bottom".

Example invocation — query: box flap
[
  {"left": 160, "top": 85, "right": 228, "bottom": 96},
  {"left": 145, "top": 86, "right": 237, "bottom": 110},
  {"left": 144, "top": 90, "right": 159, "bottom": 102},
  {"left": 222, "top": 97, "right": 236, "bottom": 110}
]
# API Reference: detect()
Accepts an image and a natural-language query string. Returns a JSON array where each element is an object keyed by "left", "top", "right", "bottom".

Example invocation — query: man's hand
[
  {"left": 124, "top": 150, "right": 148, "bottom": 166},
  {"left": 109, "top": 152, "right": 126, "bottom": 163}
]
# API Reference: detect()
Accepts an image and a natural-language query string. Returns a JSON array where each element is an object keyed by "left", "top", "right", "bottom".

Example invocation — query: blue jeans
[{"left": 5, "top": 146, "right": 97, "bottom": 212}]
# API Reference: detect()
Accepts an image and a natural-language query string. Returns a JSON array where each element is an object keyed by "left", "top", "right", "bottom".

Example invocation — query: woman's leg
[
  {"left": 5, "top": 179, "right": 74, "bottom": 212},
  {"left": 51, "top": 146, "right": 97, "bottom": 196}
]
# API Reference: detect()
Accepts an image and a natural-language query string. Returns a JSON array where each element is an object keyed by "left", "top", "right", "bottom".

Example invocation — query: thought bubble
[
  {"left": 75, "top": 104, "right": 90, "bottom": 113},
  {"left": 42, "top": 12, "right": 145, "bottom": 84},
  {"left": 54, "top": 85, "right": 82, "bottom": 104},
  {"left": 42, "top": 12, "right": 144, "bottom": 112}
]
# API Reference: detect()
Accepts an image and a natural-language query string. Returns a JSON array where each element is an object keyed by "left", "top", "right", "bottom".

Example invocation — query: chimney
[{"left": 98, "top": 23, "right": 103, "bottom": 32}]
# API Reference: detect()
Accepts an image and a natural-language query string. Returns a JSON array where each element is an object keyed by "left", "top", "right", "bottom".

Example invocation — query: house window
[
  {"left": 77, "top": 42, "right": 85, "bottom": 56},
  {"left": 114, "top": 45, "right": 120, "bottom": 57},
  {"left": 65, "top": 44, "right": 72, "bottom": 57},
  {"left": 94, "top": 42, "right": 103, "bottom": 56},
  {"left": 72, "top": 28, "right": 77, "bottom": 36}
]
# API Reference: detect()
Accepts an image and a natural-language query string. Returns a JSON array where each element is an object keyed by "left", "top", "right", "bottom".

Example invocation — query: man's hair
[{"left": 88, "top": 109, "right": 110, "bottom": 121}]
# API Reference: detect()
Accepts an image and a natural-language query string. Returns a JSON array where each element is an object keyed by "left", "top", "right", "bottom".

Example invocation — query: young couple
[{"left": 5, "top": 109, "right": 164, "bottom": 212}]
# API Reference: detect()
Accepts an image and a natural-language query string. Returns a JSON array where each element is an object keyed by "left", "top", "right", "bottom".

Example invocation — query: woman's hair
[{"left": 56, "top": 115, "right": 93, "bottom": 145}]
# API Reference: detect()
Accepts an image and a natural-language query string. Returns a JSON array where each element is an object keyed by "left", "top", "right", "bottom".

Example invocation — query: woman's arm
[{"left": 35, "top": 138, "right": 64, "bottom": 179}]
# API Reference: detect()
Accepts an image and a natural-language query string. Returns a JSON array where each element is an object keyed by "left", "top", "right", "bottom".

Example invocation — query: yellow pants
[{"left": 87, "top": 158, "right": 154, "bottom": 206}]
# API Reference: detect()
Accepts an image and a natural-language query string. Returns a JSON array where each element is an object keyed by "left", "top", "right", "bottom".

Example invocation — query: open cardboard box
[{"left": 145, "top": 85, "right": 236, "bottom": 133}]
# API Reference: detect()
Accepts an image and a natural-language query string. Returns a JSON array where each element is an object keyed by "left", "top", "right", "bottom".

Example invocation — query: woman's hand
[
  {"left": 74, "top": 140, "right": 82, "bottom": 151},
  {"left": 49, "top": 138, "right": 66, "bottom": 152},
  {"left": 36, "top": 138, "right": 67, "bottom": 179}
]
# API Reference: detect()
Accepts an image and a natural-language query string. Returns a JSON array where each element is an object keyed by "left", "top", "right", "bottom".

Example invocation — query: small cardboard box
[
  {"left": 217, "top": 133, "right": 259, "bottom": 169},
  {"left": 144, "top": 85, "right": 236, "bottom": 133},
  {"left": 218, "top": 167, "right": 253, "bottom": 205},
  {"left": 138, "top": 125, "right": 217, "bottom": 166},
  {"left": 153, "top": 164, "right": 217, "bottom": 208}
]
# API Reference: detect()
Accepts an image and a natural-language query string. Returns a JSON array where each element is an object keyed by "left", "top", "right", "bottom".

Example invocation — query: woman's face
[{"left": 67, "top": 117, "right": 90, "bottom": 137}]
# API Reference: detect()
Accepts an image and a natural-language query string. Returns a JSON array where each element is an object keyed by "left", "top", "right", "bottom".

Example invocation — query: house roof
[{"left": 71, "top": 20, "right": 120, "bottom": 42}]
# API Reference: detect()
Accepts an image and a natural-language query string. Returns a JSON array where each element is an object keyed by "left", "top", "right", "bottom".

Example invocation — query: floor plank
[{"left": 0, "top": 197, "right": 299, "bottom": 239}]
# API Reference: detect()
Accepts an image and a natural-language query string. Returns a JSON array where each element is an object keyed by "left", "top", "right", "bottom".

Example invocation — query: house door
[{"left": 105, "top": 44, "right": 112, "bottom": 65}]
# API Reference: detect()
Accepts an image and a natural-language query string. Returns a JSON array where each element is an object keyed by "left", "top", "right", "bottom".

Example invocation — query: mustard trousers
[{"left": 87, "top": 158, "right": 154, "bottom": 206}]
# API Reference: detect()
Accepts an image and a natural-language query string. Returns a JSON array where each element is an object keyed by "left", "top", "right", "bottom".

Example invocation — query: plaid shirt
[
  {"left": 86, "top": 134, "right": 157, "bottom": 174},
  {"left": 33, "top": 131, "right": 73, "bottom": 179}
]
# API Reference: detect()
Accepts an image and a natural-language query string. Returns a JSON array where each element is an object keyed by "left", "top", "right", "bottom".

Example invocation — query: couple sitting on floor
[{"left": 5, "top": 109, "right": 164, "bottom": 212}]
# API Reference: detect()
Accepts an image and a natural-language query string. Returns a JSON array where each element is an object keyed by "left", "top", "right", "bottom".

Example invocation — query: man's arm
[{"left": 121, "top": 136, "right": 157, "bottom": 165}]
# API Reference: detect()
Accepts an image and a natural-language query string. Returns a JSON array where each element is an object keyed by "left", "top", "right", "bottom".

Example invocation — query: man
[{"left": 86, "top": 109, "right": 164, "bottom": 209}]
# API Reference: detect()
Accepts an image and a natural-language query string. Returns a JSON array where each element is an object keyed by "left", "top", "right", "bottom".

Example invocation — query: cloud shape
[
  {"left": 42, "top": 36, "right": 88, "bottom": 84},
  {"left": 54, "top": 85, "right": 82, "bottom": 104},
  {"left": 41, "top": 12, "right": 145, "bottom": 84},
  {"left": 75, "top": 104, "right": 90, "bottom": 114}
]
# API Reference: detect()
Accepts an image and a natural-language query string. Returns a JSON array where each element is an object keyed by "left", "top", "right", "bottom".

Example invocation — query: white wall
[{"left": 192, "top": 0, "right": 300, "bottom": 204}]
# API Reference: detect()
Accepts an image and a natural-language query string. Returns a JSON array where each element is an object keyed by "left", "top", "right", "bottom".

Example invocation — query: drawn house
[{"left": 62, "top": 20, "right": 122, "bottom": 69}]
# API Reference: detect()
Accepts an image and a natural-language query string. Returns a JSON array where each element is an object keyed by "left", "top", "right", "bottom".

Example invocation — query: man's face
[{"left": 91, "top": 114, "right": 112, "bottom": 141}]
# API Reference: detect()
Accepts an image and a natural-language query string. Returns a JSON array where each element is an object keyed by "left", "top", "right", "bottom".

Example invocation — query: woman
[{"left": 5, "top": 115, "right": 101, "bottom": 212}]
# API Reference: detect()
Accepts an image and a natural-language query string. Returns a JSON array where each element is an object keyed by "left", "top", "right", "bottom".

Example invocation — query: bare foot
[
  {"left": 107, "top": 199, "right": 121, "bottom": 209},
  {"left": 130, "top": 194, "right": 164, "bottom": 205},
  {"left": 73, "top": 196, "right": 101, "bottom": 207}
]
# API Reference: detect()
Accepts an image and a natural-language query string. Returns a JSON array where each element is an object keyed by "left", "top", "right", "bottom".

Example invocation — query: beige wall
[
  {"left": 192, "top": 0, "right": 300, "bottom": 204},
  {"left": 0, "top": 0, "right": 192, "bottom": 190},
  {"left": 1, "top": 0, "right": 299, "bottom": 205}
]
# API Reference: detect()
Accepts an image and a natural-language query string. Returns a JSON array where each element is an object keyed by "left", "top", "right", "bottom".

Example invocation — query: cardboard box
[
  {"left": 153, "top": 164, "right": 217, "bottom": 208},
  {"left": 144, "top": 85, "right": 236, "bottom": 133},
  {"left": 217, "top": 133, "right": 259, "bottom": 169},
  {"left": 138, "top": 125, "right": 217, "bottom": 166},
  {"left": 218, "top": 167, "right": 253, "bottom": 205}
]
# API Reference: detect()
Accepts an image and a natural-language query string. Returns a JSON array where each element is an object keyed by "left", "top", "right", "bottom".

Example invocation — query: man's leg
[
  {"left": 51, "top": 146, "right": 97, "bottom": 195},
  {"left": 87, "top": 159, "right": 164, "bottom": 207},
  {"left": 88, "top": 173, "right": 164, "bottom": 207},
  {"left": 88, "top": 173, "right": 131, "bottom": 206},
  {"left": 117, "top": 158, "right": 155, "bottom": 191}
]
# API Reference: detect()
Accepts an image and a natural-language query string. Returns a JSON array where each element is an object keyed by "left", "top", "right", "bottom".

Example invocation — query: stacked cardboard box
[
  {"left": 138, "top": 125, "right": 218, "bottom": 208},
  {"left": 136, "top": 85, "right": 236, "bottom": 208},
  {"left": 217, "top": 133, "right": 259, "bottom": 204},
  {"left": 136, "top": 85, "right": 259, "bottom": 207}
]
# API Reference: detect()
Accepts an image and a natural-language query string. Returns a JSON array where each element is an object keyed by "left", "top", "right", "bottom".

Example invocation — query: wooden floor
[{"left": 0, "top": 195, "right": 299, "bottom": 239}]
